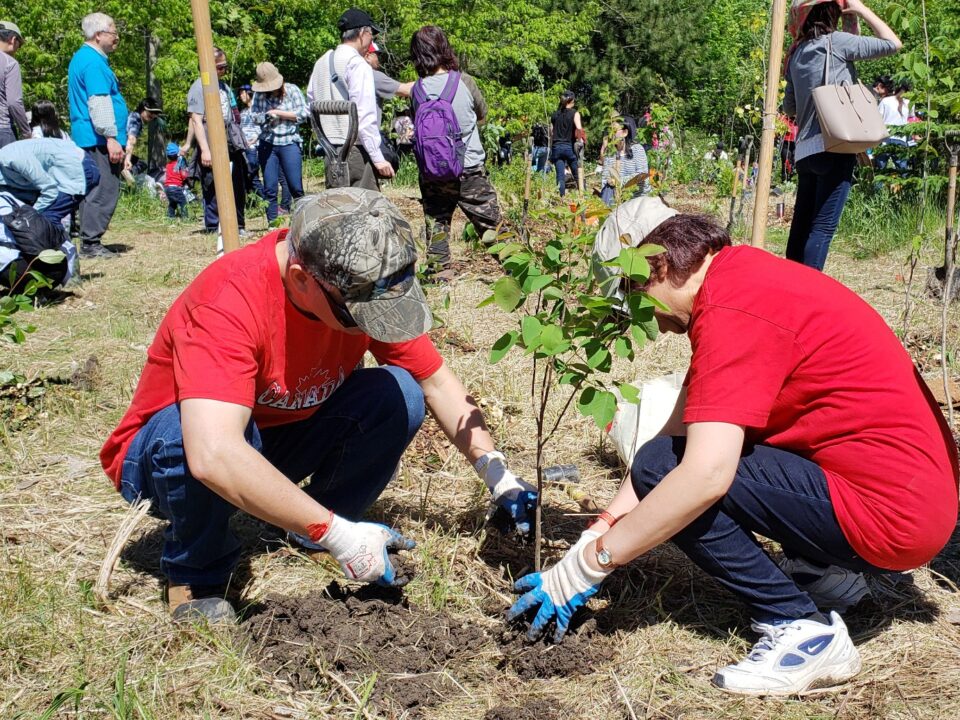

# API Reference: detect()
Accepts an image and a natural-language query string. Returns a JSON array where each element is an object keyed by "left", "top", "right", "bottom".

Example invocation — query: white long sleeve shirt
[{"left": 308, "top": 44, "right": 383, "bottom": 164}]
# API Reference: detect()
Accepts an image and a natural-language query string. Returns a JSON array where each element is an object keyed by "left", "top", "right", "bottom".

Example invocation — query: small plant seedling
[{"left": 480, "top": 200, "right": 664, "bottom": 568}]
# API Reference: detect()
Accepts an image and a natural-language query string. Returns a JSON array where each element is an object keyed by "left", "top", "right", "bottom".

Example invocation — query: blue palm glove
[
  {"left": 506, "top": 530, "right": 611, "bottom": 642},
  {"left": 475, "top": 451, "right": 538, "bottom": 537},
  {"left": 317, "top": 514, "right": 416, "bottom": 588}
]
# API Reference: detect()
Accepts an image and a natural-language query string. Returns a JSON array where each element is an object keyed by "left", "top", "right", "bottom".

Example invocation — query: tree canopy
[{"left": 10, "top": 0, "right": 958, "bottom": 147}]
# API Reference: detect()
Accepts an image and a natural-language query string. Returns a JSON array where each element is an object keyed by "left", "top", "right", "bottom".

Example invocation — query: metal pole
[
  {"left": 751, "top": 0, "right": 788, "bottom": 248},
  {"left": 190, "top": 0, "right": 240, "bottom": 254}
]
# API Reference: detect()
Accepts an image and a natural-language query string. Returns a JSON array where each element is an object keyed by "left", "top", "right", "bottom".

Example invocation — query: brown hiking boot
[{"left": 166, "top": 583, "right": 236, "bottom": 624}]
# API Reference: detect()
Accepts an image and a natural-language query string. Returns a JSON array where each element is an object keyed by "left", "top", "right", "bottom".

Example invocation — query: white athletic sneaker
[
  {"left": 713, "top": 611, "right": 861, "bottom": 696},
  {"left": 779, "top": 556, "right": 870, "bottom": 611}
]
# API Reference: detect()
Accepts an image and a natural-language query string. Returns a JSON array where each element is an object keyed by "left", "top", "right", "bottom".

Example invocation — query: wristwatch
[{"left": 594, "top": 536, "right": 618, "bottom": 569}]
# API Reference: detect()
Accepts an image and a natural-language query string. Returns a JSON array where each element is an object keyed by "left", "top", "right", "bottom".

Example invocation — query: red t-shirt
[
  {"left": 164, "top": 161, "right": 188, "bottom": 187},
  {"left": 100, "top": 230, "right": 444, "bottom": 486},
  {"left": 683, "top": 246, "right": 958, "bottom": 570}
]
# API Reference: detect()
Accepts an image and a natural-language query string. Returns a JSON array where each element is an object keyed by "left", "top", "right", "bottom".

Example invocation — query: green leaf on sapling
[
  {"left": 521, "top": 315, "right": 543, "bottom": 348},
  {"left": 492, "top": 276, "right": 523, "bottom": 312},
  {"left": 618, "top": 383, "right": 640, "bottom": 403},
  {"left": 489, "top": 330, "right": 519, "bottom": 363}
]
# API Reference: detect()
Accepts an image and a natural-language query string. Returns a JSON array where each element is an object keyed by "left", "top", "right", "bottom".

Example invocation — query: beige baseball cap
[
  {"left": 0, "top": 21, "right": 23, "bottom": 42},
  {"left": 592, "top": 196, "right": 677, "bottom": 302}
]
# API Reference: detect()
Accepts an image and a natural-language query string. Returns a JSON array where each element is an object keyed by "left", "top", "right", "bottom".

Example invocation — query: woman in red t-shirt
[{"left": 508, "top": 198, "right": 958, "bottom": 697}]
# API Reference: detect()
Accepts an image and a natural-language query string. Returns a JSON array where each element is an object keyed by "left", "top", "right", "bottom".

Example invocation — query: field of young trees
[{"left": 2, "top": 1, "right": 960, "bottom": 717}]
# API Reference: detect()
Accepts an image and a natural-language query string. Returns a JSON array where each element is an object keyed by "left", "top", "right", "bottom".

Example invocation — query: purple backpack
[{"left": 412, "top": 72, "right": 465, "bottom": 182}]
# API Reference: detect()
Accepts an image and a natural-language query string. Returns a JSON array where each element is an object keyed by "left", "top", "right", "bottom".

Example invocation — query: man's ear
[{"left": 287, "top": 264, "right": 313, "bottom": 293}]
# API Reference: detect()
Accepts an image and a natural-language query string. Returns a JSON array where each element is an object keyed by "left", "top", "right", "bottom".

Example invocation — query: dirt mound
[
  {"left": 497, "top": 617, "right": 615, "bottom": 680},
  {"left": 484, "top": 701, "right": 574, "bottom": 720},
  {"left": 246, "top": 583, "right": 488, "bottom": 716}
]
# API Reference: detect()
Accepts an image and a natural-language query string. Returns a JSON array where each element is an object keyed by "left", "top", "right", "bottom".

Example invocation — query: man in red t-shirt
[
  {"left": 102, "top": 188, "right": 535, "bottom": 622},
  {"left": 508, "top": 197, "right": 958, "bottom": 696}
]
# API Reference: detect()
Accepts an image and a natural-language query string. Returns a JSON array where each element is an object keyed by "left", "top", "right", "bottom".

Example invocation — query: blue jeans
[
  {"left": 532, "top": 146, "right": 548, "bottom": 173},
  {"left": 552, "top": 142, "right": 579, "bottom": 197},
  {"left": 164, "top": 186, "right": 188, "bottom": 218},
  {"left": 119, "top": 366, "right": 425, "bottom": 586},
  {"left": 245, "top": 148, "right": 290, "bottom": 209},
  {"left": 632, "top": 436, "right": 885, "bottom": 621},
  {"left": 259, "top": 141, "right": 304, "bottom": 222},
  {"left": 785, "top": 152, "right": 856, "bottom": 271}
]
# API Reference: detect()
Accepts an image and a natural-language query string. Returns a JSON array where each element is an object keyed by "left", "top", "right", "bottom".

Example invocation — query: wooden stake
[
  {"left": 190, "top": 0, "right": 240, "bottom": 254},
  {"left": 751, "top": 0, "right": 788, "bottom": 248}
]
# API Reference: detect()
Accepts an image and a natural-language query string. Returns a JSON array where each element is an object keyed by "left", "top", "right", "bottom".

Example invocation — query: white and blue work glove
[
  {"left": 506, "top": 530, "right": 611, "bottom": 642},
  {"left": 475, "top": 451, "right": 538, "bottom": 537},
  {"left": 318, "top": 514, "right": 416, "bottom": 588}
]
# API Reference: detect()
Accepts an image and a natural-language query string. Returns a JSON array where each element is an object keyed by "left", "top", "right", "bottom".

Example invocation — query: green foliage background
[{"left": 9, "top": 1, "right": 959, "bottom": 148}]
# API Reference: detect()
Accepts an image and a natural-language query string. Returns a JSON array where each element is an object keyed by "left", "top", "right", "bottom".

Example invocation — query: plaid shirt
[
  {"left": 250, "top": 83, "right": 308, "bottom": 146},
  {"left": 239, "top": 108, "right": 261, "bottom": 148}
]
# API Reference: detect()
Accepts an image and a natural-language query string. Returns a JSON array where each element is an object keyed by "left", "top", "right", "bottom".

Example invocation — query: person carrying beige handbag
[{"left": 783, "top": 0, "right": 901, "bottom": 271}]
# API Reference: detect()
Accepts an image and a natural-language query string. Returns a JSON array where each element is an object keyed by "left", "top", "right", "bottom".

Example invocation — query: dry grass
[{"left": 1, "top": 179, "right": 959, "bottom": 719}]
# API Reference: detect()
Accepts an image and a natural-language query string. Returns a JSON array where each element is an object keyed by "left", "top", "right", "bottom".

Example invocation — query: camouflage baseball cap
[{"left": 289, "top": 188, "right": 432, "bottom": 343}]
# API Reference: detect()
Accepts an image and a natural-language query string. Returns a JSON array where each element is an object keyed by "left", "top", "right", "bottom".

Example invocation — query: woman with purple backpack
[{"left": 409, "top": 25, "right": 503, "bottom": 282}]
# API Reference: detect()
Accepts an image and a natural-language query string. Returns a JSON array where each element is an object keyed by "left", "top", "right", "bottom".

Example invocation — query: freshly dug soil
[
  {"left": 246, "top": 583, "right": 488, "bottom": 716},
  {"left": 497, "top": 617, "right": 615, "bottom": 680},
  {"left": 247, "top": 581, "right": 614, "bottom": 714},
  {"left": 484, "top": 701, "right": 574, "bottom": 720}
]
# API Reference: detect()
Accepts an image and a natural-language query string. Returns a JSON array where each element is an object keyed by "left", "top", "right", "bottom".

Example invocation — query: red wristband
[
  {"left": 587, "top": 510, "right": 620, "bottom": 530},
  {"left": 306, "top": 512, "right": 333, "bottom": 543}
]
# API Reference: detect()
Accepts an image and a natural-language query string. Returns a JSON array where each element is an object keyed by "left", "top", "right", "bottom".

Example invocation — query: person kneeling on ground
[
  {"left": 0, "top": 137, "right": 100, "bottom": 224},
  {"left": 100, "top": 188, "right": 536, "bottom": 623},
  {"left": 507, "top": 197, "right": 959, "bottom": 696}
]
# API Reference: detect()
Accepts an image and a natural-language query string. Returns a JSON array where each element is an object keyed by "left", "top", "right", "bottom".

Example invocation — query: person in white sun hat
[{"left": 507, "top": 196, "right": 958, "bottom": 696}]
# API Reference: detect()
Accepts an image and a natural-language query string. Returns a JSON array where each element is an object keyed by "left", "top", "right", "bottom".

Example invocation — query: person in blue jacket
[
  {"left": 0, "top": 138, "right": 99, "bottom": 223},
  {"left": 67, "top": 12, "right": 128, "bottom": 259}
]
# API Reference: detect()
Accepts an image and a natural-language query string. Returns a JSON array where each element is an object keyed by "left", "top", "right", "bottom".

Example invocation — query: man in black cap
[
  {"left": 0, "top": 21, "right": 30, "bottom": 147},
  {"left": 101, "top": 188, "right": 537, "bottom": 622},
  {"left": 308, "top": 8, "right": 394, "bottom": 190}
]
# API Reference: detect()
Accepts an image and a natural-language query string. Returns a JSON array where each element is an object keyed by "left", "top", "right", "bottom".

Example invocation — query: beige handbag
[{"left": 812, "top": 35, "right": 889, "bottom": 154}]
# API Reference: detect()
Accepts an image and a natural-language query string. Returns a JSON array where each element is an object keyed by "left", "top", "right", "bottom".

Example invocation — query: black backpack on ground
[{"left": 0, "top": 194, "right": 69, "bottom": 289}]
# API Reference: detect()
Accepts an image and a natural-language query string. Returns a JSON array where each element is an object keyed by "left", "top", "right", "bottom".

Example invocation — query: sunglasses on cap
[{"left": 317, "top": 281, "right": 358, "bottom": 328}]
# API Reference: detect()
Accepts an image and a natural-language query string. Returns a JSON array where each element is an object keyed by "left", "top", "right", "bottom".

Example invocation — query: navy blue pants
[
  {"left": 632, "top": 436, "right": 884, "bottom": 621},
  {"left": 552, "top": 141, "right": 579, "bottom": 197},
  {"left": 119, "top": 367, "right": 425, "bottom": 586},
  {"left": 200, "top": 148, "right": 246, "bottom": 232},
  {"left": 785, "top": 152, "right": 856, "bottom": 271},
  {"left": 164, "top": 186, "right": 188, "bottom": 218}
]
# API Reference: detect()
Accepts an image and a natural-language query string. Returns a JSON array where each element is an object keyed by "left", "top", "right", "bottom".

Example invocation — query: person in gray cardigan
[{"left": 783, "top": 0, "right": 900, "bottom": 271}]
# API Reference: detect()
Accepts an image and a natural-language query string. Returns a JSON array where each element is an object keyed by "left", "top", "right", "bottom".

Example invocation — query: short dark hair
[
  {"left": 0, "top": 30, "right": 18, "bottom": 44},
  {"left": 638, "top": 214, "right": 732, "bottom": 288},
  {"left": 410, "top": 25, "right": 459, "bottom": 77},
  {"left": 799, "top": 2, "right": 841, "bottom": 43}
]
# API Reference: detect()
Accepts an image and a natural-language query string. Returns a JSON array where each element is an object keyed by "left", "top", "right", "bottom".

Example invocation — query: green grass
[{"left": 834, "top": 184, "right": 947, "bottom": 260}]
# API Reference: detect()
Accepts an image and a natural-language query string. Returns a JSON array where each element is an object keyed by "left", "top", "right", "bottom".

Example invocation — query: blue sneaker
[{"left": 712, "top": 611, "right": 861, "bottom": 696}]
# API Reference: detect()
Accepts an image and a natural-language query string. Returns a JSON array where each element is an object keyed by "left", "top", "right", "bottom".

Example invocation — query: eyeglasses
[
  {"left": 100, "top": 30, "right": 119, "bottom": 37},
  {"left": 215, "top": 63, "right": 229, "bottom": 71}
]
